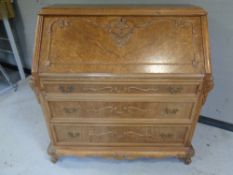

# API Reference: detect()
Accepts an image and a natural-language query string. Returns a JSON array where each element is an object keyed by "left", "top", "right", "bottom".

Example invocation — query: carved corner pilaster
[
  {"left": 28, "top": 75, "right": 34, "bottom": 89},
  {"left": 28, "top": 75, "right": 41, "bottom": 104},
  {"left": 202, "top": 74, "right": 214, "bottom": 105}
]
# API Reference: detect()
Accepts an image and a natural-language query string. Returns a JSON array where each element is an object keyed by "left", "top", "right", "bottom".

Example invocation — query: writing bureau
[{"left": 30, "top": 5, "right": 214, "bottom": 164}]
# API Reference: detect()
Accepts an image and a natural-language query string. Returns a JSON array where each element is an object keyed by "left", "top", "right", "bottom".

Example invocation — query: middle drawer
[
  {"left": 48, "top": 101, "right": 194, "bottom": 120},
  {"left": 42, "top": 82, "right": 199, "bottom": 95}
]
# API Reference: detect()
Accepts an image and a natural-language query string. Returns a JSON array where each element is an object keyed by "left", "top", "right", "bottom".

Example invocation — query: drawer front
[
  {"left": 43, "top": 83, "right": 198, "bottom": 95},
  {"left": 49, "top": 101, "right": 194, "bottom": 120},
  {"left": 53, "top": 124, "right": 189, "bottom": 146}
]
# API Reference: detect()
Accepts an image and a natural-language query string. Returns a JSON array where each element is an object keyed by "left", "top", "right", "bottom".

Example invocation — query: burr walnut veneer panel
[
  {"left": 42, "top": 82, "right": 199, "bottom": 95},
  {"left": 53, "top": 124, "right": 189, "bottom": 146},
  {"left": 30, "top": 5, "right": 213, "bottom": 164},
  {"left": 39, "top": 16, "right": 204, "bottom": 74},
  {"left": 49, "top": 101, "right": 194, "bottom": 119}
]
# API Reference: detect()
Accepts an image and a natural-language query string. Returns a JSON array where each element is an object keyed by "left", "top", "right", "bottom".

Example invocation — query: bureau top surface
[
  {"left": 39, "top": 5, "right": 207, "bottom": 16},
  {"left": 33, "top": 5, "right": 212, "bottom": 75}
]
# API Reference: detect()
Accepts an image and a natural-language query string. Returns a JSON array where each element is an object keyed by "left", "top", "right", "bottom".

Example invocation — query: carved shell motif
[
  {"left": 107, "top": 17, "right": 135, "bottom": 47},
  {"left": 84, "top": 17, "right": 153, "bottom": 47}
]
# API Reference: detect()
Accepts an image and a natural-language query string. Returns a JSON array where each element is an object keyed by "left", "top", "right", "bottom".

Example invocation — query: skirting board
[
  {"left": 1, "top": 62, "right": 233, "bottom": 133},
  {"left": 199, "top": 116, "right": 233, "bottom": 132}
]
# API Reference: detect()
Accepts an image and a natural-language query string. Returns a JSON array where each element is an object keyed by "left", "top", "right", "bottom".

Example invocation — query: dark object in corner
[
  {"left": 0, "top": 61, "right": 30, "bottom": 75},
  {"left": 199, "top": 116, "right": 233, "bottom": 132}
]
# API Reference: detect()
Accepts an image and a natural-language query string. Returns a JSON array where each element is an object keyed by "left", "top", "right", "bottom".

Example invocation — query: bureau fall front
[{"left": 30, "top": 5, "right": 213, "bottom": 164}]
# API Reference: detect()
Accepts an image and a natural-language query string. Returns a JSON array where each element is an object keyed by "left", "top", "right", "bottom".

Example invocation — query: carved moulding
[
  {"left": 47, "top": 143, "right": 194, "bottom": 163},
  {"left": 63, "top": 104, "right": 152, "bottom": 115},
  {"left": 82, "top": 86, "right": 159, "bottom": 93},
  {"left": 71, "top": 126, "right": 176, "bottom": 142},
  {"left": 175, "top": 17, "right": 200, "bottom": 68},
  {"left": 88, "top": 105, "right": 152, "bottom": 114},
  {"left": 88, "top": 130, "right": 151, "bottom": 139},
  {"left": 45, "top": 18, "right": 70, "bottom": 67},
  {"left": 84, "top": 17, "right": 158, "bottom": 48}
]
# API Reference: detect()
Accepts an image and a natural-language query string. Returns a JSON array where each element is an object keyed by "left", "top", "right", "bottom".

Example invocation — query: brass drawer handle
[
  {"left": 169, "top": 86, "right": 183, "bottom": 94},
  {"left": 160, "top": 133, "right": 173, "bottom": 139},
  {"left": 63, "top": 107, "right": 78, "bottom": 114},
  {"left": 164, "top": 108, "right": 179, "bottom": 115},
  {"left": 67, "top": 131, "right": 80, "bottom": 138},
  {"left": 58, "top": 85, "right": 75, "bottom": 93}
]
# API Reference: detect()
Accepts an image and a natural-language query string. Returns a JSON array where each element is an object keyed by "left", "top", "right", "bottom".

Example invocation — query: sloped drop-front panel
[{"left": 39, "top": 16, "right": 204, "bottom": 73}]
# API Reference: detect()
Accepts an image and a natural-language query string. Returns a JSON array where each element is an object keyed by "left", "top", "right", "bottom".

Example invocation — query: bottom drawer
[{"left": 52, "top": 124, "right": 189, "bottom": 146}]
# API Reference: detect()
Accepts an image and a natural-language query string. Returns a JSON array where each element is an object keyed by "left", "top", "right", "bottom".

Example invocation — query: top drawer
[{"left": 41, "top": 81, "right": 200, "bottom": 95}]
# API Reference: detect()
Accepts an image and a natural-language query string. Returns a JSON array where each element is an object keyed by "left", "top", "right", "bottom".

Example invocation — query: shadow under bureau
[{"left": 30, "top": 5, "right": 214, "bottom": 164}]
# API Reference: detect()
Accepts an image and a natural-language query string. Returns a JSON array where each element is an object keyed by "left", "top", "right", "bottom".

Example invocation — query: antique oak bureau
[{"left": 30, "top": 5, "right": 214, "bottom": 164}]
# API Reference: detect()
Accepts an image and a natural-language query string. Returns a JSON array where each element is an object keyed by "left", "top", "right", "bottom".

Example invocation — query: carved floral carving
[
  {"left": 82, "top": 86, "right": 159, "bottom": 93},
  {"left": 107, "top": 17, "right": 135, "bottom": 47},
  {"left": 88, "top": 130, "right": 151, "bottom": 139},
  {"left": 87, "top": 128, "right": 175, "bottom": 141},
  {"left": 88, "top": 105, "right": 152, "bottom": 114},
  {"left": 164, "top": 108, "right": 179, "bottom": 115},
  {"left": 84, "top": 17, "right": 155, "bottom": 47},
  {"left": 46, "top": 19, "right": 70, "bottom": 67},
  {"left": 202, "top": 74, "right": 214, "bottom": 104},
  {"left": 63, "top": 105, "right": 152, "bottom": 115}
]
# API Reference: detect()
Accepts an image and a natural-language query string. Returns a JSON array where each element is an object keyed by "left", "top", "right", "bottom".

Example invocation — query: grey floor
[{"left": 0, "top": 80, "right": 233, "bottom": 175}]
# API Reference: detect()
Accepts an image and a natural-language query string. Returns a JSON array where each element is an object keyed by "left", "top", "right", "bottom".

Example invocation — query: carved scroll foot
[
  {"left": 179, "top": 156, "right": 192, "bottom": 165},
  {"left": 47, "top": 143, "right": 59, "bottom": 163},
  {"left": 183, "top": 157, "right": 192, "bottom": 165},
  {"left": 179, "top": 146, "right": 195, "bottom": 165},
  {"left": 50, "top": 156, "right": 58, "bottom": 163}
]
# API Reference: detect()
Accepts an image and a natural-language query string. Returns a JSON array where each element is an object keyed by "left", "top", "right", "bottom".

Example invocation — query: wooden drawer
[
  {"left": 53, "top": 124, "right": 189, "bottom": 146},
  {"left": 43, "top": 82, "right": 199, "bottom": 95},
  {"left": 48, "top": 101, "right": 194, "bottom": 120}
]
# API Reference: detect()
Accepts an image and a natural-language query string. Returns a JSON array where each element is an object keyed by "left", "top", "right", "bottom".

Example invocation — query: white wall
[{"left": 11, "top": 0, "right": 233, "bottom": 123}]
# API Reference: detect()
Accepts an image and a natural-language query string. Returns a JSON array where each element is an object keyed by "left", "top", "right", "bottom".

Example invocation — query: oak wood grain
[
  {"left": 52, "top": 124, "right": 189, "bottom": 146},
  {"left": 30, "top": 5, "right": 213, "bottom": 164}
]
